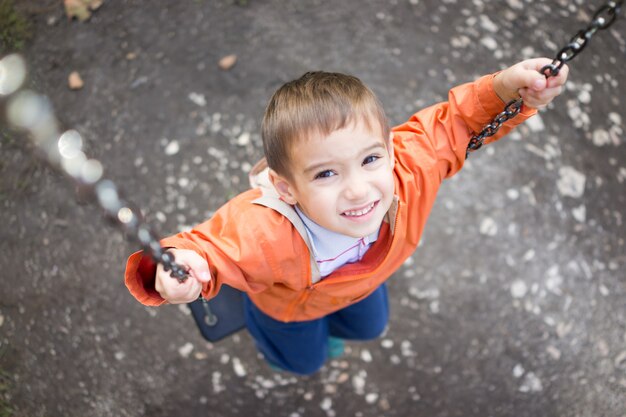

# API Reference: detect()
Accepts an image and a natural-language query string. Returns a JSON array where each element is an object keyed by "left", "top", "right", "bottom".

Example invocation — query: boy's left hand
[{"left": 494, "top": 58, "right": 569, "bottom": 109}]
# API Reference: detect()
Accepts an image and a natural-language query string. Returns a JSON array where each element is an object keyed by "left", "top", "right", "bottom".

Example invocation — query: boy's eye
[
  {"left": 314, "top": 170, "right": 335, "bottom": 180},
  {"left": 363, "top": 155, "right": 381, "bottom": 165}
]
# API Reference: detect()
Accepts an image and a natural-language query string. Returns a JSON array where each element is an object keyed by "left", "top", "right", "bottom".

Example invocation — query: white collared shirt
[{"left": 295, "top": 206, "right": 380, "bottom": 278}]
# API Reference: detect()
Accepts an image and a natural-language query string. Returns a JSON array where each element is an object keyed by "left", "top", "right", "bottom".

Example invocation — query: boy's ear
[{"left": 268, "top": 169, "right": 298, "bottom": 205}]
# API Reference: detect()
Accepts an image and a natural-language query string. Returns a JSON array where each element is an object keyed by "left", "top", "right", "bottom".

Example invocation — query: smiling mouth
[{"left": 342, "top": 201, "right": 377, "bottom": 217}]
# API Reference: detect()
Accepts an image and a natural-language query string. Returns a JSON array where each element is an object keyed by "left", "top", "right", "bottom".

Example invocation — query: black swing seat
[{"left": 187, "top": 284, "right": 246, "bottom": 342}]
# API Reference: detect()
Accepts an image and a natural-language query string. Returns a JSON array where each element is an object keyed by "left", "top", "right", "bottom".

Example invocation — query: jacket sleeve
[
  {"left": 391, "top": 73, "right": 537, "bottom": 181},
  {"left": 124, "top": 190, "right": 297, "bottom": 306}
]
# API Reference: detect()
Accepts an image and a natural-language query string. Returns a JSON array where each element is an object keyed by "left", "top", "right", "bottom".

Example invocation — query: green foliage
[
  {"left": 0, "top": 368, "right": 15, "bottom": 417},
  {"left": 0, "top": 0, "right": 32, "bottom": 53}
]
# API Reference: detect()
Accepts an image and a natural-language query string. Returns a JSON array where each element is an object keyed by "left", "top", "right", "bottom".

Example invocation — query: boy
[{"left": 125, "top": 58, "right": 568, "bottom": 375}]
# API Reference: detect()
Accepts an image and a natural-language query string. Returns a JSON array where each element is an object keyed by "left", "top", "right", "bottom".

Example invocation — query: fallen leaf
[
  {"left": 65, "top": 0, "right": 104, "bottom": 22},
  {"left": 218, "top": 54, "right": 237, "bottom": 70},
  {"left": 89, "top": 0, "right": 103, "bottom": 10},
  {"left": 68, "top": 71, "right": 84, "bottom": 90}
]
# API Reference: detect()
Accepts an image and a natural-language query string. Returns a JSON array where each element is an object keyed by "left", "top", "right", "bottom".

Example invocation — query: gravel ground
[{"left": 1, "top": 1, "right": 625, "bottom": 416}]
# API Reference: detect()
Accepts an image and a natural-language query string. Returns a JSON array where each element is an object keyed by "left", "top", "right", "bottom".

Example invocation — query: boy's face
[{"left": 270, "top": 120, "right": 395, "bottom": 238}]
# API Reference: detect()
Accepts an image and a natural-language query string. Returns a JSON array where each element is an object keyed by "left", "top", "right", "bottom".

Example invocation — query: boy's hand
[
  {"left": 155, "top": 249, "right": 212, "bottom": 304},
  {"left": 493, "top": 58, "right": 569, "bottom": 109}
]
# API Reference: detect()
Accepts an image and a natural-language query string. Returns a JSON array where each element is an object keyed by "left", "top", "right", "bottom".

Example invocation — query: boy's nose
[{"left": 343, "top": 178, "right": 368, "bottom": 201}]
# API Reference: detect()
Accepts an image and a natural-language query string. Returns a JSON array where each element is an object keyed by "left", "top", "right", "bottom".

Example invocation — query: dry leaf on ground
[
  {"left": 64, "top": 0, "right": 104, "bottom": 21},
  {"left": 218, "top": 54, "right": 237, "bottom": 70},
  {"left": 68, "top": 71, "right": 84, "bottom": 90}
]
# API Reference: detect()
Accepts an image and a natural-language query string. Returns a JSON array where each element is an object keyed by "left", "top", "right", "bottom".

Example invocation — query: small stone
[
  {"left": 352, "top": 374, "right": 366, "bottom": 394},
  {"left": 614, "top": 350, "right": 626, "bottom": 367},
  {"left": 599, "top": 284, "right": 609, "bottom": 296},
  {"left": 218, "top": 54, "right": 237, "bottom": 70},
  {"left": 523, "top": 249, "right": 535, "bottom": 261},
  {"left": 572, "top": 205, "right": 586, "bottom": 222},
  {"left": 479, "top": 217, "right": 498, "bottom": 236},
  {"left": 479, "top": 15, "right": 498, "bottom": 32},
  {"left": 450, "top": 36, "right": 471, "bottom": 48},
  {"left": 381, "top": 339, "right": 394, "bottom": 349},
  {"left": 319, "top": 397, "right": 332, "bottom": 411},
  {"left": 232, "top": 357, "right": 246, "bottom": 377},
  {"left": 577, "top": 90, "right": 591, "bottom": 104},
  {"left": 556, "top": 322, "right": 573, "bottom": 338},
  {"left": 114, "top": 351, "right": 126, "bottom": 361},
  {"left": 592, "top": 129, "right": 610, "bottom": 146},
  {"left": 557, "top": 166, "right": 586, "bottom": 198},
  {"left": 324, "top": 384, "right": 337, "bottom": 394},
  {"left": 155, "top": 211, "right": 167, "bottom": 223},
  {"left": 429, "top": 300, "right": 439, "bottom": 314},
  {"left": 480, "top": 36, "right": 498, "bottom": 50},
  {"left": 546, "top": 345, "right": 561, "bottom": 360},
  {"left": 511, "top": 280, "right": 528, "bottom": 298},
  {"left": 365, "top": 393, "right": 379, "bottom": 404},
  {"left": 178, "top": 342, "right": 194, "bottom": 358},
  {"left": 608, "top": 112, "right": 622, "bottom": 125},
  {"left": 519, "top": 372, "right": 543, "bottom": 392},
  {"left": 126, "top": 52, "right": 137, "bottom": 60},
  {"left": 506, "top": 188, "right": 520, "bottom": 200},
  {"left": 236, "top": 132, "right": 251, "bottom": 146},
  {"left": 68, "top": 71, "right": 84, "bottom": 90},
  {"left": 337, "top": 373, "right": 349, "bottom": 384},
  {"left": 361, "top": 349, "right": 372, "bottom": 362},
  {"left": 188, "top": 92, "right": 206, "bottom": 107},
  {"left": 513, "top": 364, "right": 525, "bottom": 378},
  {"left": 164, "top": 140, "right": 180, "bottom": 155},
  {"left": 545, "top": 266, "right": 563, "bottom": 295}
]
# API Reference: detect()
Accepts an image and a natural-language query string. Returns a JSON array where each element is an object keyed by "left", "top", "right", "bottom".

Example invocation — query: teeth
[{"left": 344, "top": 202, "right": 375, "bottom": 217}]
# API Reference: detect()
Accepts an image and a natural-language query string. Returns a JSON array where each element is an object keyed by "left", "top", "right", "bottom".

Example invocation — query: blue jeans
[{"left": 244, "top": 283, "right": 389, "bottom": 375}]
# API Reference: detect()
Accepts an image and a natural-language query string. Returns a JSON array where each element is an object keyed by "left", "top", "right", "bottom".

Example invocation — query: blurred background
[{"left": 0, "top": 0, "right": 624, "bottom": 416}]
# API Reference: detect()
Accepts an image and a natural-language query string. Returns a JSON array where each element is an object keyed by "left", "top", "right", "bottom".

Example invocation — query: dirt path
[{"left": 1, "top": 1, "right": 625, "bottom": 416}]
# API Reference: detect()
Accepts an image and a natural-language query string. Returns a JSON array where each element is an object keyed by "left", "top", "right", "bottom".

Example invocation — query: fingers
[
  {"left": 155, "top": 267, "right": 204, "bottom": 304},
  {"left": 546, "top": 64, "right": 569, "bottom": 88},
  {"left": 171, "top": 249, "right": 212, "bottom": 283},
  {"left": 155, "top": 249, "right": 212, "bottom": 304},
  {"left": 513, "top": 59, "right": 569, "bottom": 109},
  {"left": 519, "top": 85, "right": 563, "bottom": 109},
  {"left": 502, "top": 58, "right": 546, "bottom": 92}
]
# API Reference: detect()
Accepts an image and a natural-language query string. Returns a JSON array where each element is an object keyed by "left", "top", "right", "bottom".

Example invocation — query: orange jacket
[{"left": 124, "top": 73, "right": 535, "bottom": 322}]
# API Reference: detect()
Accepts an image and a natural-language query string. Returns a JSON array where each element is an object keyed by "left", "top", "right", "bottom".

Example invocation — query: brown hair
[{"left": 262, "top": 71, "right": 389, "bottom": 178}]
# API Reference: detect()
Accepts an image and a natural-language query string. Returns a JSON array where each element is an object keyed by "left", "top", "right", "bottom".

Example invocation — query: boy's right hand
[{"left": 155, "top": 249, "right": 212, "bottom": 304}]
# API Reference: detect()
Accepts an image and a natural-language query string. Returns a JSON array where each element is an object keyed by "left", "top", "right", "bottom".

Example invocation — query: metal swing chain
[
  {"left": 0, "top": 55, "right": 190, "bottom": 283},
  {"left": 465, "top": 0, "right": 623, "bottom": 159}
]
